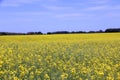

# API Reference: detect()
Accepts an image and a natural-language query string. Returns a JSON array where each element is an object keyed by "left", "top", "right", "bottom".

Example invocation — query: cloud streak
[
  {"left": 84, "top": 5, "right": 120, "bottom": 11},
  {"left": 84, "top": 5, "right": 109, "bottom": 11},
  {"left": 55, "top": 13, "right": 82, "bottom": 18},
  {"left": 0, "top": 0, "right": 60, "bottom": 7},
  {"left": 87, "top": 0, "right": 110, "bottom": 4},
  {"left": 42, "top": 5, "right": 73, "bottom": 11},
  {"left": 13, "top": 12, "right": 50, "bottom": 16},
  {"left": 0, "top": 0, "right": 41, "bottom": 7}
]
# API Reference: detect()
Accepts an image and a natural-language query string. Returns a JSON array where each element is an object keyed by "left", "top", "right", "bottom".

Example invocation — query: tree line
[{"left": 0, "top": 28, "right": 120, "bottom": 35}]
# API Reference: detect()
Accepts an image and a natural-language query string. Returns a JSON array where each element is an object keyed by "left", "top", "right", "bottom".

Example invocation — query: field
[{"left": 0, "top": 33, "right": 120, "bottom": 80}]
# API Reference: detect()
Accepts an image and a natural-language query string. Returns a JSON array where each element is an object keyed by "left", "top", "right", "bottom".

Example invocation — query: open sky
[{"left": 0, "top": 0, "right": 120, "bottom": 33}]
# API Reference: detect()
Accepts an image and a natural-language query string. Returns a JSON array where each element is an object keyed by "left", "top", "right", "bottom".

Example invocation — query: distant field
[{"left": 0, "top": 33, "right": 120, "bottom": 80}]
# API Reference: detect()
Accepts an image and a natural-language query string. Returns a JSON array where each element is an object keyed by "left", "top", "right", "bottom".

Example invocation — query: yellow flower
[
  {"left": 0, "top": 71, "right": 4, "bottom": 75},
  {"left": 106, "top": 76, "right": 114, "bottom": 80},
  {"left": 13, "top": 76, "right": 19, "bottom": 80},
  {"left": 71, "top": 68, "right": 76, "bottom": 74},
  {"left": 0, "top": 61, "right": 3, "bottom": 67},
  {"left": 98, "top": 71, "right": 104, "bottom": 76},
  {"left": 20, "top": 72, "right": 25, "bottom": 77},
  {"left": 61, "top": 73, "right": 68, "bottom": 80},
  {"left": 44, "top": 74, "right": 50, "bottom": 79},
  {"left": 35, "top": 69, "right": 42, "bottom": 75},
  {"left": 106, "top": 65, "right": 111, "bottom": 70},
  {"left": 117, "top": 72, "right": 120, "bottom": 80},
  {"left": 79, "top": 78, "right": 82, "bottom": 80},
  {"left": 81, "top": 67, "right": 88, "bottom": 74}
]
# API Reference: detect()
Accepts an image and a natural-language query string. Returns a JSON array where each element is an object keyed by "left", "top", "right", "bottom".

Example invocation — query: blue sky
[{"left": 0, "top": 0, "right": 120, "bottom": 33}]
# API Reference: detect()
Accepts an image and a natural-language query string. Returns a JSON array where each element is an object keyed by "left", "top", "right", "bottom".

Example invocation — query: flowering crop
[{"left": 0, "top": 33, "right": 120, "bottom": 80}]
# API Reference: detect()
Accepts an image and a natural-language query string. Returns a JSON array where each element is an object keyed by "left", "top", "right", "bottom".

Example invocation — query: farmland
[{"left": 0, "top": 33, "right": 120, "bottom": 80}]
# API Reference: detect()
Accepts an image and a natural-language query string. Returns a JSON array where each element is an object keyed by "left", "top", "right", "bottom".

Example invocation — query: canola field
[{"left": 0, "top": 33, "right": 120, "bottom": 80}]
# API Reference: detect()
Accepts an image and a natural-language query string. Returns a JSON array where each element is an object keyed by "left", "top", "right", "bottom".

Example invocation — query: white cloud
[
  {"left": 4, "top": 11, "right": 51, "bottom": 16},
  {"left": 106, "top": 13, "right": 120, "bottom": 17},
  {"left": 0, "top": 0, "right": 60, "bottom": 7},
  {"left": 0, "top": 0, "right": 41, "bottom": 7},
  {"left": 17, "top": 12, "right": 50, "bottom": 15},
  {"left": 84, "top": 5, "right": 120, "bottom": 11},
  {"left": 110, "top": 5, "right": 120, "bottom": 10},
  {"left": 55, "top": 13, "right": 83, "bottom": 18},
  {"left": 76, "top": 0, "right": 110, "bottom": 6},
  {"left": 85, "top": 5, "right": 107, "bottom": 11},
  {"left": 1, "top": 3, "right": 20, "bottom": 7},
  {"left": 42, "top": 5, "right": 73, "bottom": 11},
  {"left": 88, "top": 0, "right": 110, "bottom": 4}
]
